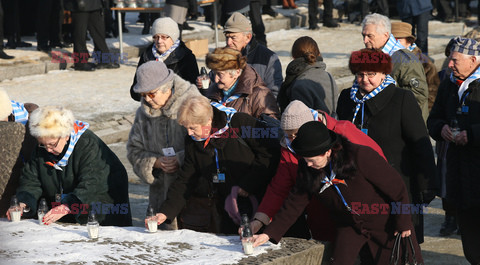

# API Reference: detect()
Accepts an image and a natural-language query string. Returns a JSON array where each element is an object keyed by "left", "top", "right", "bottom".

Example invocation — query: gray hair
[
  {"left": 362, "top": 13, "right": 391, "bottom": 35},
  {"left": 156, "top": 79, "right": 174, "bottom": 93},
  {"left": 227, "top": 69, "right": 242, "bottom": 77}
]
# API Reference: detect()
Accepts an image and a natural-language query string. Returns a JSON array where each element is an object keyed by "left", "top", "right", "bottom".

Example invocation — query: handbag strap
[
  {"left": 406, "top": 236, "right": 418, "bottom": 264},
  {"left": 390, "top": 233, "right": 402, "bottom": 265}
]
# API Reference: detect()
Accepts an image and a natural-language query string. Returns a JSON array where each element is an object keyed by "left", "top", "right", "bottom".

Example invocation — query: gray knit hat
[
  {"left": 224, "top": 12, "right": 252, "bottom": 33},
  {"left": 133, "top": 61, "right": 174, "bottom": 93},
  {"left": 152, "top": 17, "right": 180, "bottom": 42},
  {"left": 281, "top": 100, "right": 315, "bottom": 131},
  {"left": 450, "top": 37, "right": 480, "bottom": 56}
]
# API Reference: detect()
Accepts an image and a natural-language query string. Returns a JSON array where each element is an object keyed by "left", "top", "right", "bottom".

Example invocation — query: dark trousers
[
  {"left": 36, "top": 0, "right": 62, "bottom": 47},
  {"left": 323, "top": 0, "right": 334, "bottom": 22},
  {"left": 2, "top": 0, "right": 20, "bottom": 42},
  {"left": 72, "top": 10, "right": 109, "bottom": 62},
  {"left": 308, "top": 0, "right": 318, "bottom": 27},
  {"left": 0, "top": 1, "right": 3, "bottom": 49},
  {"left": 457, "top": 207, "right": 480, "bottom": 264},
  {"left": 402, "top": 10, "right": 430, "bottom": 55},
  {"left": 375, "top": 0, "right": 389, "bottom": 16},
  {"left": 249, "top": 0, "right": 267, "bottom": 46}
]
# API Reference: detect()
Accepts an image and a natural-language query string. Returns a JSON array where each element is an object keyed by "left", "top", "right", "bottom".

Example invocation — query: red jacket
[{"left": 256, "top": 112, "right": 385, "bottom": 241}]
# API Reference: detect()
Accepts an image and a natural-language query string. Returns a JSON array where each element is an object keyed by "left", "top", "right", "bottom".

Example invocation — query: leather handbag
[{"left": 390, "top": 234, "right": 421, "bottom": 265}]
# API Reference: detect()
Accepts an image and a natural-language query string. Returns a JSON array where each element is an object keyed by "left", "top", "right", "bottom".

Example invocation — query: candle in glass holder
[
  {"left": 87, "top": 212, "right": 100, "bottom": 239},
  {"left": 9, "top": 196, "right": 22, "bottom": 222},
  {"left": 146, "top": 205, "right": 158, "bottom": 233},
  {"left": 37, "top": 198, "right": 48, "bottom": 225}
]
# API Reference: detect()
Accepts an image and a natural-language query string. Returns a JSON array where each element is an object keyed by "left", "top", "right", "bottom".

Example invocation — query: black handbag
[{"left": 390, "top": 234, "right": 421, "bottom": 265}]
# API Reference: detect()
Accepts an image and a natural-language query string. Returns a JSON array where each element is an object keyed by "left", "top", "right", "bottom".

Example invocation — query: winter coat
[
  {"left": 411, "top": 46, "right": 441, "bottom": 111},
  {"left": 264, "top": 144, "right": 423, "bottom": 264},
  {"left": 16, "top": 129, "right": 132, "bottom": 226},
  {"left": 427, "top": 78, "right": 480, "bottom": 209},
  {"left": 166, "top": 0, "right": 189, "bottom": 8},
  {"left": 277, "top": 57, "right": 339, "bottom": 114},
  {"left": 396, "top": 0, "right": 433, "bottom": 18},
  {"left": 256, "top": 111, "right": 385, "bottom": 241},
  {"left": 391, "top": 49, "right": 430, "bottom": 121},
  {"left": 159, "top": 107, "right": 281, "bottom": 234},
  {"left": 208, "top": 65, "right": 280, "bottom": 119},
  {"left": 242, "top": 39, "right": 283, "bottom": 97},
  {"left": 130, "top": 42, "right": 199, "bottom": 101},
  {"left": 336, "top": 84, "right": 437, "bottom": 243},
  {"left": 64, "top": 0, "right": 103, "bottom": 12},
  {"left": 127, "top": 75, "right": 201, "bottom": 214}
]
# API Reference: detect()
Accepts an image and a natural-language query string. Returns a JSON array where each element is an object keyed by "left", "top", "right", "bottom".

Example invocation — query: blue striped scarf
[
  {"left": 152, "top": 39, "right": 180, "bottom": 61},
  {"left": 48, "top": 120, "right": 89, "bottom": 171},
  {"left": 407, "top": 43, "right": 417, "bottom": 52},
  {"left": 349, "top": 75, "right": 396, "bottom": 123},
  {"left": 382, "top": 34, "right": 405, "bottom": 56},
  {"left": 191, "top": 102, "right": 237, "bottom": 143},
  {"left": 450, "top": 67, "right": 480, "bottom": 102},
  {"left": 11, "top": 101, "right": 28, "bottom": 125}
]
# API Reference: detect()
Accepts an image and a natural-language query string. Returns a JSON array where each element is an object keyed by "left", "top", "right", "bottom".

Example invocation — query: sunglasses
[{"left": 141, "top": 89, "right": 159, "bottom": 99}]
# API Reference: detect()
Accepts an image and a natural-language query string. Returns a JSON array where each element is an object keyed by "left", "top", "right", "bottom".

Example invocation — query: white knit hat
[
  {"left": 29, "top": 106, "right": 75, "bottom": 138},
  {"left": 152, "top": 17, "right": 180, "bottom": 42},
  {"left": 281, "top": 100, "right": 315, "bottom": 131},
  {"left": 0, "top": 88, "right": 12, "bottom": 120}
]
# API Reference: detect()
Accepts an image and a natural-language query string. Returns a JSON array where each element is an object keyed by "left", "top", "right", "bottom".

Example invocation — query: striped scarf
[
  {"left": 407, "top": 43, "right": 417, "bottom": 52},
  {"left": 152, "top": 39, "right": 180, "bottom": 61},
  {"left": 349, "top": 75, "right": 396, "bottom": 123},
  {"left": 382, "top": 34, "right": 405, "bottom": 56},
  {"left": 11, "top": 101, "right": 29, "bottom": 125},
  {"left": 450, "top": 67, "right": 480, "bottom": 101},
  {"left": 46, "top": 121, "right": 89, "bottom": 171},
  {"left": 191, "top": 102, "right": 237, "bottom": 147}
]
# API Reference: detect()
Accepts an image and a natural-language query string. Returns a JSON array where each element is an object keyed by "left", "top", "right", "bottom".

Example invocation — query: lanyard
[
  {"left": 459, "top": 91, "right": 470, "bottom": 114},
  {"left": 214, "top": 148, "right": 220, "bottom": 172},
  {"left": 319, "top": 163, "right": 359, "bottom": 216}
]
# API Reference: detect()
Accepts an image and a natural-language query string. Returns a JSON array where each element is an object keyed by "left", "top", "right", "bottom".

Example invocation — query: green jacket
[
  {"left": 391, "top": 49, "right": 429, "bottom": 121},
  {"left": 16, "top": 129, "right": 132, "bottom": 226}
]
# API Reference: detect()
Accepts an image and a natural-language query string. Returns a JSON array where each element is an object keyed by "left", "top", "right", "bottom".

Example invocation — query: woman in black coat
[
  {"left": 130, "top": 17, "right": 199, "bottom": 101},
  {"left": 150, "top": 95, "right": 280, "bottom": 234},
  {"left": 336, "top": 48, "right": 436, "bottom": 244}
]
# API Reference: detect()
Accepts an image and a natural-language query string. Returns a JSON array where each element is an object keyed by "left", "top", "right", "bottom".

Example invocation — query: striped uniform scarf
[
  {"left": 349, "top": 75, "right": 396, "bottom": 123},
  {"left": 46, "top": 120, "right": 89, "bottom": 171},
  {"left": 192, "top": 102, "right": 237, "bottom": 147},
  {"left": 450, "top": 67, "right": 480, "bottom": 101},
  {"left": 382, "top": 34, "right": 405, "bottom": 56},
  {"left": 152, "top": 39, "right": 180, "bottom": 61},
  {"left": 407, "top": 43, "right": 417, "bottom": 52},
  {"left": 11, "top": 101, "right": 29, "bottom": 125}
]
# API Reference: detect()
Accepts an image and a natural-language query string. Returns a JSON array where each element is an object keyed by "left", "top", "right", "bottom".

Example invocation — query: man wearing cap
[
  {"left": 222, "top": 12, "right": 283, "bottom": 97},
  {"left": 361, "top": 13, "right": 429, "bottom": 121},
  {"left": 129, "top": 17, "right": 199, "bottom": 101},
  {"left": 427, "top": 37, "right": 480, "bottom": 265},
  {"left": 391, "top": 21, "right": 440, "bottom": 111}
]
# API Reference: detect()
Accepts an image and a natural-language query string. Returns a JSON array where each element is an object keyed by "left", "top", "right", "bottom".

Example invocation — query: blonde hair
[
  {"left": 206, "top": 47, "right": 247, "bottom": 71},
  {"left": 177, "top": 96, "right": 213, "bottom": 126},
  {"left": 29, "top": 106, "right": 75, "bottom": 138},
  {"left": 0, "top": 88, "right": 12, "bottom": 120}
]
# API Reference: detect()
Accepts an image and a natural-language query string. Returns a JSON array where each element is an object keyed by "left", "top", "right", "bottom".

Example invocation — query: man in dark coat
[
  {"left": 336, "top": 49, "right": 436, "bottom": 244},
  {"left": 64, "top": 0, "right": 120, "bottom": 71},
  {"left": 129, "top": 17, "right": 199, "bottom": 101},
  {"left": 222, "top": 12, "right": 283, "bottom": 97},
  {"left": 427, "top": 37, "right": 480, "bottom": 265},
  {"left": 361, "top": 13, "right": 429, "bottom": 121}
]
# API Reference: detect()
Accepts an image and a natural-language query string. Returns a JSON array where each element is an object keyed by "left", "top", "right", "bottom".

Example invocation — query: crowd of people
[{"left": 1, "top": 3, "right": 480, "bottom": 264}]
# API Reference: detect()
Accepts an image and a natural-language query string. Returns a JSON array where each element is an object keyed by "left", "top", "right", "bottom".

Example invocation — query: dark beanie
[
  {"left": 349, "top": 48, "right": 392, "bottom": 75},
  {"left": 291, "top": 121, "right": 337, "bottom": 157}
]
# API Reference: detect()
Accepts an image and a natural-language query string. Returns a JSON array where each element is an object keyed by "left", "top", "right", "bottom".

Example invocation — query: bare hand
[
  {"left": 196, "top": 76, "right": 203, "bottom": 89},
  {"left": 454, "top": 130, "right": 468, "bottom": 146},
  {"left": 154, "top": 156, "right": 179, "bottom": 173},
  {"left": 394, "top": 230, "right": 411, "bottom": 238},
  {"left": 6, "top": 203, "right": 27, "bottom": 220},
  {"left": 252, "top": 233, "right": 270, "bottom": 248},
  {"left": 43, "top": 204, "right": 70, "bottom": 225},
  {"left": 441, "top": 124, "right": 454, "bottom": 142},
  {"left": 237, "top": 187, "right": 249, "bottom": 197},
  {"left": 145, "top": 213, "right": 167, "bottom": 228}
]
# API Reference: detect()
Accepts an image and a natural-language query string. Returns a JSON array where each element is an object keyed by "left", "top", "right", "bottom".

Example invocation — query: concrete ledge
[{"left": 233, "top": 238, "right": 325, "bottom": 265}]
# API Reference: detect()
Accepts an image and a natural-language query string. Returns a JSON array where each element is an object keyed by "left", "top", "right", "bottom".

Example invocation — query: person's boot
[
  {"left": 262, "top": 6, "right": 278, "bottom": 17},
  {"left": 0, "top": 48, "right": 14, "bottom": 59},
  {"left": 5, "top": 37, "right": 16, "bottom": 49},
  {"left": 439, "top": 215, "right": 458, "bottom": 236},
  {"left": 183, "top": 21, "right": 194, "bottom": 30},
  {"left": 287, "top": 0, "right": 297, "bottom": 9},
  {"left": 282, "top": 0, "right": 289, "bottom": 8}
]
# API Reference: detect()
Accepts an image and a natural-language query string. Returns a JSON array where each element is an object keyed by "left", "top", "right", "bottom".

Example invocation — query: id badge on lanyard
[{"left": 212, "top": 148, "right": 225, "bottom": 183}]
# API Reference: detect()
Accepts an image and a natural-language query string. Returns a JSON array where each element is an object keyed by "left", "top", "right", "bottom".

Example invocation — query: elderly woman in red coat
[{"left": 252, "top": 121, "right": 424, "bottom": 264}]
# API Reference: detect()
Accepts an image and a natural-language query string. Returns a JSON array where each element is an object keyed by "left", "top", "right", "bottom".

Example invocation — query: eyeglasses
[
  {"left": 356, "top": 72, "right": 377, "bottom": 79},
  {"left": 141, "top": 89, "right": 159, "bottom": 99},
  {"left": 38, "top": 137, "right": 61, "bottom": 150},
  {"left": 153, "top": 35, "right": 170, "bottom": 41}
]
